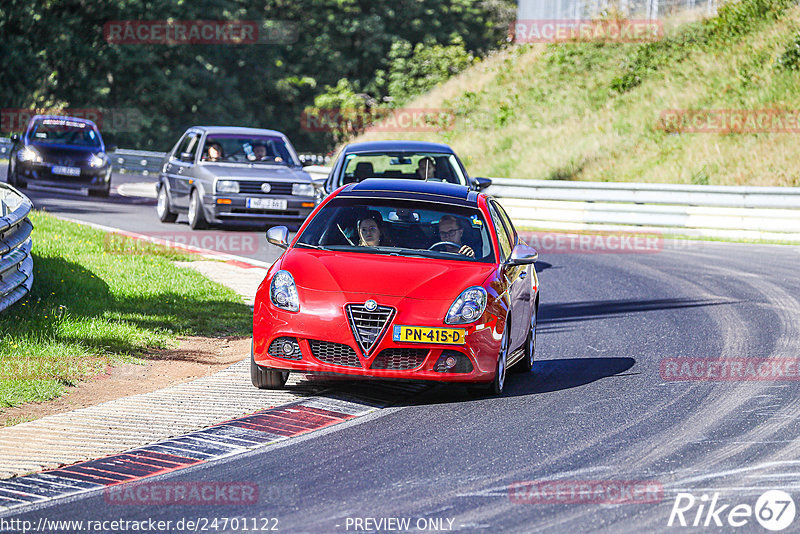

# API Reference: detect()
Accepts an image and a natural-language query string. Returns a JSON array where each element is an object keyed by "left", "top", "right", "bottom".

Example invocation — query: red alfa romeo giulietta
[{"left": 252, "top": 179, "right": 539, "bottom": 395}]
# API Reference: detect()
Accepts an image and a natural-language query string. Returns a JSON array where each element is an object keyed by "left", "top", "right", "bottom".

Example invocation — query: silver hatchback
[{"left": 156, "top": 126, "right": 316, "bottom": 229}]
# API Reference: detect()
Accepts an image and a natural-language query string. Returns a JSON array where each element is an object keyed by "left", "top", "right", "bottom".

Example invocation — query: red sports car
[{"left": 252, "top": 179, "right": 539, "bottom": 395}]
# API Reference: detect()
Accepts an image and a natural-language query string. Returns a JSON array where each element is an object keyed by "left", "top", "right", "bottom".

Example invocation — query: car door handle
[
  {"left": 177, "top": 167, "right": 183, "bottom": 174},
  {"left": 519, "top": 271, "right": 527, "bottom": 279}
]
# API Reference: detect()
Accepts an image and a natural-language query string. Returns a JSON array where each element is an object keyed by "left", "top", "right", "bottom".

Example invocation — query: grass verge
[
  {"left": 0, "top": 211, "right": 252, "bottom": 410},
  {"left": 354, "top": 0, "right": 800, "bottom": 186}
]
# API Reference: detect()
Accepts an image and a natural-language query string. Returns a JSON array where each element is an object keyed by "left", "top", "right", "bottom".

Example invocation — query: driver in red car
[{"left": 437, "top": 215, "right": 475, "bottom": 257}]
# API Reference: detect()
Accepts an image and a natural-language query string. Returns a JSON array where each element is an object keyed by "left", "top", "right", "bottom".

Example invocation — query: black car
[
  {"left": 156, "top": 126, "right": 316, "bottom": 229},
  {"left": 317, "top": 140, "right": 492, "bottom": 201},
  {"left": 7, "top": 115, "right": 114, "bottom": 196}
]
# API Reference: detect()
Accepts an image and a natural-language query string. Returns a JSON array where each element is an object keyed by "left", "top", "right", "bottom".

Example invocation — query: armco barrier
[
  {"left": 3, "top": 137, "right": 798, "bottom": 241},
  {"left": 306, "top": 170, "right": 800, "bottom": 241},
  {"left": 0, "top": 183, "right": 34, "bottom": 312},
  {"left": 485, "top": 178, "right": 800, "bottom": 241}
]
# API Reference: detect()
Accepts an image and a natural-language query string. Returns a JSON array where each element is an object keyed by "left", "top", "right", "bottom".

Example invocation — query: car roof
[
  {"left": 191, "top": 126, "right": 288, "bottom": 137},
  {"left": 28, "top": 115, "right": 98, "bottom": 128},
  {"left": 338, "top": 179, "right": 479, "bottom": 206},
  {"left": 341, "top": 140, "right": 456, "bottom": 154}
]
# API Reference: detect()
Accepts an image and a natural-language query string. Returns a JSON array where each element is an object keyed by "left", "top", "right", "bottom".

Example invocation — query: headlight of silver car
[
  {"left": 216, "top": 180, "right": 239, "bottom": 194},
  {"left": 291, "top": 183, "right": 314, "bottom": 197},
  {"left": 270, "top": 270, "right": 299, "bottom": 312},
  {"left": 445, "top": 286, "right": 487, "bottom": 325}
]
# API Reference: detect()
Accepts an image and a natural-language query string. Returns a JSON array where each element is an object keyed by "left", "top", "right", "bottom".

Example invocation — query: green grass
[
  {"left": 354, "top": 0, "right": 800, "bottom": 186},
  {"left": 0, "top": 211, "right": 252, "bottom": 410}
]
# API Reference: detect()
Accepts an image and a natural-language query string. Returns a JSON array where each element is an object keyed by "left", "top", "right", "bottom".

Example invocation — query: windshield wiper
[{"left": 296, "top": 242, "right": 330, "bottom": 251}]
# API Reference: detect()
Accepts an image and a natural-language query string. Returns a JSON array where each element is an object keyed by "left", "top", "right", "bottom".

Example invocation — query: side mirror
[
  {"left": 10, "top": 134, "right": 19, "bottom": 142},
  {"left": 266, "top": 225, "right": 290, "bottom": 249},
  {"left": 473, "top": 177, "right": 492, "bottom": 191},
  {"left": 180, "top": 152, "right": 194, "bottom": 163},
  {"left": 507, "top": 243, "right": 538, "bottom": 265},
  {"left": 105, "top": 143, "right": 118, "bottom": 152},
  {"left": 311, "top": 178, "right": 327, "bottom": 205}
]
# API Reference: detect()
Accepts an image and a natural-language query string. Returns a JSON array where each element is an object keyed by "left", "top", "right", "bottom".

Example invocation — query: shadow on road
[
  {"left": 506, "top": 356, "right": 636, "bottom": 396},
  {"left": 540, "top": 297, "right": 738, "bottom": 325}
]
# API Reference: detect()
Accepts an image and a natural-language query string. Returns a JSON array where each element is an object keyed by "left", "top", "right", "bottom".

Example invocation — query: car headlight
[
  {"left": 17, "top": 147, "right": 41, "bottom": 163},
  {"left": 292, "top": 183, "right": 314, "bottom": 197},
  {"left": 270, "top": 270, "right": 299, "bottom": 312},
  {"left": 89, "top": 152, "right": 108, "bottom": 168},
  {"left": 216, "top": 180, "right": 239, "bottom": 194},
  {"left": 445, "top": 286, "right": 487, "bottom": 325}
]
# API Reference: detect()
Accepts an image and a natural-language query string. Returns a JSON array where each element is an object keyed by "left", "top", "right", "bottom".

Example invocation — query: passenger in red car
[{"left": 358, "top": 211, "right": 392, "bottom": 247}]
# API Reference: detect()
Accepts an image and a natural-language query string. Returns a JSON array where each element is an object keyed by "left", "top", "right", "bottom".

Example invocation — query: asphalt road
[{"left": 4, "top": 167, "right": 800, "bottom": 532}]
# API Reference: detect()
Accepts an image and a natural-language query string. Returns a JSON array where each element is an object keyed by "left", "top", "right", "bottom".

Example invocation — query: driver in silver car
[{"left": 437, "top": 215, "right": 475, "bottom": 257}]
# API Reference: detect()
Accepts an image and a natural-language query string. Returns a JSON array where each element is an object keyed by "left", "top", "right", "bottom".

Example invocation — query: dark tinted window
[
  {"left": 488, "top": 202, "right": 512, "bottom": 261},
  {"left": 29, "top": 118, "right": 101, "bottom": 147},
  {"left": 297, "top": 197, "right": 494, "bottom": 263}
]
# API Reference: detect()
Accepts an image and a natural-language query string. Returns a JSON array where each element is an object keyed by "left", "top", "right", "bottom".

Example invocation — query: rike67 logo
[{"left": 668, "top": 490, "right": 796, "bottom": 531}]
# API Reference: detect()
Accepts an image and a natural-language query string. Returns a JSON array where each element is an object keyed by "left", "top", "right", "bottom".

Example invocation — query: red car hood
[{"left": 282, "top": 249, "right": 495, "bottom": 300}]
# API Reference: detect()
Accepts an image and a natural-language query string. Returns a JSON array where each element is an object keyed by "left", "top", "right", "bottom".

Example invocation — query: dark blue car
[{"left": 7, "top": 115, "right": 114, "bottom": 197}]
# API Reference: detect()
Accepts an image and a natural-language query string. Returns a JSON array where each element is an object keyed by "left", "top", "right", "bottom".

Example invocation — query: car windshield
[
  {"left": 339, "top": 152, "right": 466, "bottom": 187},
  {"left": 296, "top": 197, "right": 494, "bottom": 263},
  {"left": 29, "top": 119, "right": 101, "bottom": 147},
  {"left": 200, "top": 134, "right": 296, "bottom": 165}
]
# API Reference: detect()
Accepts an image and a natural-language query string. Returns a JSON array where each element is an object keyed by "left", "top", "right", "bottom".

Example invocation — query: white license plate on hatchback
[
  {"left": 52, "top": 166, "right": 81, "bottom": 176},
  {"left": 247, "top": 198, "right": 287, "bottom": 210}
]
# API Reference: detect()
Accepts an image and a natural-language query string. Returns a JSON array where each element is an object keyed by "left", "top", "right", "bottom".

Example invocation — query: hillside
[{"left": 353, "top": 0, "right": 800, "bottom": 186}]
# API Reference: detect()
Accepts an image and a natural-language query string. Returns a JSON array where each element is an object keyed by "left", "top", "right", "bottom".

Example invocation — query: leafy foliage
[
  {"left": 610, "top": 0, "right": 797, "bottom": 94},
  {"left": 0, "top": 0, "right": 514, "bottom": 153}
]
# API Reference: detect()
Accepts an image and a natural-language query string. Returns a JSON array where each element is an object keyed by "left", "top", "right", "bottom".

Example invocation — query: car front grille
[
  {"left": 370, "top": 348, "right": 429, "bottom": 370},
  {"left": 237, "top": 181, "right": 293, "bottom": 195},
  {"left": 346, "top": 304, "right": 395, "bottom": 355},
  {"left": 309, "top": 340, "right": 361, "bottom": 367}
]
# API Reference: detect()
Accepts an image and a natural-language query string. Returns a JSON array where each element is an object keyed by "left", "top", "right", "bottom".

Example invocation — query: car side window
[
  {"left": 173, "top": 133, "right": 199, "bottom": 162},
  {"left": 493, "top": 200, "right": 518, "bottom": 246},
  {"left": 488, "top": 203, "right": 512, "bottom": 262}
]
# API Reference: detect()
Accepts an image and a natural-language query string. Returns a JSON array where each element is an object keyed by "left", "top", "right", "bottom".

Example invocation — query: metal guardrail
[
  {"left": 305, "top": 169, "right": 800, "bottom": 241},
  {"left": 0, "top": 184, "right": 34, "bottom": 313},
  {"left": 486, "top": 178, "right": 800, "bottom": 241},
  {"left": 1, "top": 140, "right": 330, "bottom": 172},
  {"left": 111, "top": 150, "right": 332, "bottom": 175},
  {"left": 3, "top": 137, "right": 799, "bottom": 241},
  {"left": 113, "top": 149, "right": 165, "bottom": 175}
]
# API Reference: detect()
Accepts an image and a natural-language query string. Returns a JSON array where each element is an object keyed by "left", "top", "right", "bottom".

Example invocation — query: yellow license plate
[{"left": 392, "top": 325, "right": 466, "bottom": 345}]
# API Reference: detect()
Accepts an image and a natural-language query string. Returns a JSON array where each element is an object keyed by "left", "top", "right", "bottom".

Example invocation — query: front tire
[
  {"left": 90, "top": 181, "right": 111, "bottom": 198},
  {"left": 188, "top": 188, "right": 208, "bottom": 230},
  {"left": 251, "top": 345, "right": 289, "bottom": 390},
  {"left": 469, "top": 317, "right": 509, "bottom": 396},
  {"left": 7, "top": 161, "right": 25, "bottom": 188},
  {"left": 157, "top": 183, "right": 178, "bottom": 223}
]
